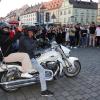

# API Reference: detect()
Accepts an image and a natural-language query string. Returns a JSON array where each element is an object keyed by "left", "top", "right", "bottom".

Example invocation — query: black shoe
[{"left": 41, "top": 90, "right": 54, "bottom": 96}]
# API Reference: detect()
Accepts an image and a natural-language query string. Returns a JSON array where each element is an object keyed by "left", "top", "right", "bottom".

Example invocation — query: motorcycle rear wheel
[
  {"left": 63, "top": 60, "right": 81, "bottom": 77},
  {"left": 0, "top": 72, "right": 19, "bottom": 92}
]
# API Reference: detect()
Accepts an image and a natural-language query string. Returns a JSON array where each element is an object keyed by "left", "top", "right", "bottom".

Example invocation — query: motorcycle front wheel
[
  {"left": 63, "top": 60, "right": 81, "bottom": 77},
  {"left": 0, "top": 72, "right": 19, "bottom": 92}
]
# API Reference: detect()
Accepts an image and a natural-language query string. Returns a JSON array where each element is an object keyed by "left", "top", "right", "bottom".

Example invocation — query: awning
[
  {"left": 9, "top": 20, "right": 19, "bottom": 24},
  {"left": 0, "top": 22, "right": 10, "bottom": 28}
]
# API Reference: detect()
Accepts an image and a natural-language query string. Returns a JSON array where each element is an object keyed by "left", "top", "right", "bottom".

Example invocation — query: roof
[
  {"left": 69, "top": 0, "right": 97, "bottom": 9},
  {"left": 42, "top": 0, "right": 63, "bottom": 10},
  {"left": 21, "top": 0, "right": 63, "bottom": 15},
  {"left": 21, "top": 4, "right": 41, "bottom": 15}
]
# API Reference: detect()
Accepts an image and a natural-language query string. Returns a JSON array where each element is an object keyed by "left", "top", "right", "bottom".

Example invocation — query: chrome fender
[{"left": 67, "top": 57, "right": 79, "bottom": 67}]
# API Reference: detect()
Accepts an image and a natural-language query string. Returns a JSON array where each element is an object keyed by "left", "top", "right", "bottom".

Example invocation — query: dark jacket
[
  {"left": 75, "top": 27, "right": 81, "bottom": 37},
  {"left": 89, "top": 26, "right": 96, "bottom": 34},
  {"left": 0, "top": 30, "right": 22, "bottom": 57},
  {"left": 0, "top": 30, "right": 12, "bottom": 57},
  {"left": 55, "top": 32, "right": 63, "bottom": 44},
  {"left": 19, "top": 35, "right": 37, "bottom": 59}
]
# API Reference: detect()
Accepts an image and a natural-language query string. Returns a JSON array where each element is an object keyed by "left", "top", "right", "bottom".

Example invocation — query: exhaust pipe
[
  {"left": 0, "top": 77, "right": 39, "bottom": 89},
  {"left": 0, "top": 70, "right": 53, "bottom": 89}
]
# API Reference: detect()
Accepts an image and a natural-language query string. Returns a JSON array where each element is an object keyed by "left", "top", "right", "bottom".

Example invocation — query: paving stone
[
  {"left": 7, "top": 93, "right": 17, "bottom": 100},
  {"left": 61, "top": 91, "right": 69, "bottom": 97},
  {"left": 74, "top": 95, "right": 83, "bottom": 100},
  {"left": 87, "top": 97, "right": 97, "bottom": 100},
  {"left": 37, "top": 96, "right": 47, "bottom": 100},
  {"left": 14, "top": 92, "right": 26, "bottom": 100},
  {"left": 82, "top": 93, "right": 91, "bottom": 99},
  {"left": 55, "top": 95, "right": 67, "bottom": 100},
  {"left": 28, "top": 97, "right": 37, "bottom": 100},
  {"left": 47, "top": 97, "right": 56, "bottom": 100},
  {"left": 95, "top": 96, "right": 100, "bottom": 100},
  {"left": 91, "top": 87, "right": 99, "bottom": 92},
  {"left": 84, "top": 88, "right": 92, "bottom": 93},
  {"left": 90, "top": 92, "right": 98, "bottom": 97},
  {"left": 66, "top": 96, "right": 74, "bottom": 100},
  {"left": 0, "top": 94, "right": 8, "bottom": 100},
  {"left": 69, "top": 91, "right": 78, "bottom": 96}
]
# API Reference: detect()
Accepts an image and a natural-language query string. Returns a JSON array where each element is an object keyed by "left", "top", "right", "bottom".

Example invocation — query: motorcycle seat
[{"left": 2, "top": 61, "right": 22, "bottom": 66}]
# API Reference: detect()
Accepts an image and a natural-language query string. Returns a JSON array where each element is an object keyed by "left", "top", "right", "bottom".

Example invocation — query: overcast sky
[{"left": 0, "top": 0, "right": 98, "bottom": 17}]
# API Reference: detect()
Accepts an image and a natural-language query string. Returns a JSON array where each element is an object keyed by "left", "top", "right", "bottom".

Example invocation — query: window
[
  {"left": 81, "top": 12, "right": 84, "bottom": 14},
  {"left": 64, "top": 11, "right": 66, "bottom": 15},
  {"left": 81, "top": 17, "right": 83, "bottom": 22},
  {"left": 60, "top": 11, "right": 62, "bottom": 15},
  {"left": 75, "top": 17, "right": 77, "bottom": 22},
  {"left": 75, "top": 9, "right": 77, "bottom": 14},
  {"left": 64, "top": 18, "right": 66, "bottom": 23},
  {"left": 45, "top": 12, "right": 50, "bottom": 22},
  {"left": 98, "top": 9, "right": 100, "bottom": 15},
  {"left": 68, "top": 10, "right": 71, "bottom": 14}
]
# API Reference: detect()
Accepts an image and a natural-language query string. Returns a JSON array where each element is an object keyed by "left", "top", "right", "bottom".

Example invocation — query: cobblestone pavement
[{"left": 0, "top": 47, "right": 100, "bottom": 100}]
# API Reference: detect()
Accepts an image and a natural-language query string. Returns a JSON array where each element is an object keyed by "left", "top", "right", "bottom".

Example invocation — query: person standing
[
  {"left": 89, "top": 22, "right": 96, "bottom": 47},
  {"left": 95, "top": 25, "right": 100, "bottom": 47},
  {"left": 65, "top": 25, "right": 70, "bottom": 46},
  {"left": 75, "top": 24, "right": 81, "bottom": 47},
  {"left": 69, "top": 25, "right": 76, "bottom": 48},
  {"left": 80, "top": 25, "right": 88, "bottom": 48}
]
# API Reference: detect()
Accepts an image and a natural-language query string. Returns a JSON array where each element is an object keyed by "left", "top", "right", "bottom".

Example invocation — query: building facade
[
  {"left": 20, "top": 4, "right": 42, "bottom": 25},
  {"left": 59, "top": 0, "right": 97, "bottom": 25},
  {"left": 97, "top": 0, "right": 100, "bottom": 23},
  {"left": 6, "top": 0, "right": 98, "bottom": 25},
  {"left": 5, "top": 5, "right": 29, "bottom": 22},
  {"left": 41, "top": 0, "right": 98, "bottom": 25}
]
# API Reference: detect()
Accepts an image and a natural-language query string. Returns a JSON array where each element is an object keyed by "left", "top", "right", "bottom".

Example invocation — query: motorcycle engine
[{"left": 41, "top": 61, "right": 59, "bottom": 74}]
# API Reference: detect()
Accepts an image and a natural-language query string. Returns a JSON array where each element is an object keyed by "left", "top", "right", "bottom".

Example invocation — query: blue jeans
[
  {"left": 80, "top": 36, "right": 87, "bottom": 47},
  {"left": 31, "top": 58, "right": 47, "bottom": 91},
  {"left": 69, "top": 36, "right": 75, "bottom": 47}
]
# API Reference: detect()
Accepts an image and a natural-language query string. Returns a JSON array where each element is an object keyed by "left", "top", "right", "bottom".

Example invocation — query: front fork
[{"left": 57, "top": 57, "right": 74, "bottom": 76}]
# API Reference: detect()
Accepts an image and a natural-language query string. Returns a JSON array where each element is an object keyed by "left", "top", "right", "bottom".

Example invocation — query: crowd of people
[
  {"left": 38, "top": 22, "right": 100, "bottom": 48},
  {"left": 0, "top": 22, "right": 100, "bottom": 51}
]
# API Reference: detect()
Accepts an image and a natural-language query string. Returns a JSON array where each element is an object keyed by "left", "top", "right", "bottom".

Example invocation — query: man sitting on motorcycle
[
  {"left": 19, "top": 26, "right": 53, "bottom": 96},
  {"left": 0, "top": 25, "right": 33, "bottom": 78}
]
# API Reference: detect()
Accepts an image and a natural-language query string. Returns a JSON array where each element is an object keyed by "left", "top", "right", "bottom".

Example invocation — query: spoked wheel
[
  {"left": 63, "top": 60, "right": 81, "bottom": 77},
  {"left": 0, "top": 72, "right": 19, "bottom": 92}
]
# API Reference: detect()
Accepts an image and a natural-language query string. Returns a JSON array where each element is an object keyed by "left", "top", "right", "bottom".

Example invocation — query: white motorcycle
[{"left": 0, "top": 42, "right": 81, "bottom": 92}]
